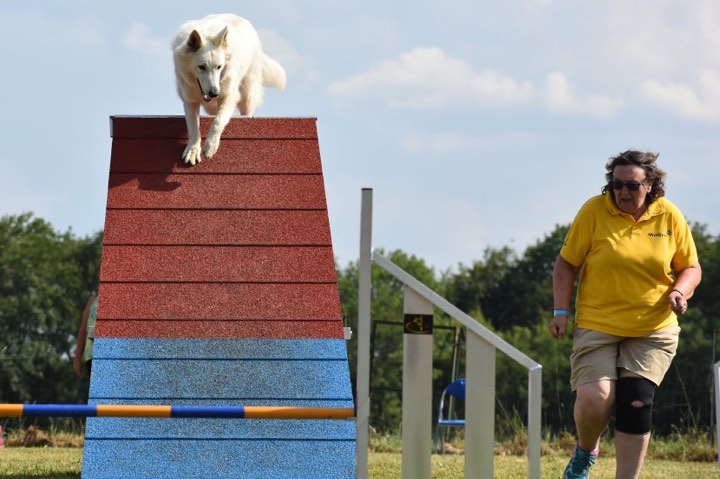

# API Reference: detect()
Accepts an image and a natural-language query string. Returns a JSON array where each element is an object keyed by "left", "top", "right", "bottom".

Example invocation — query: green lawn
[
  {"left": 368, "top": 452, "right": 719, "bottom": 479},
  {"left": 0, "top": 448, "right": 717, "bottom": 478},
  {"left": 0, "top": 448, "right": 81, "bottom": 479}
]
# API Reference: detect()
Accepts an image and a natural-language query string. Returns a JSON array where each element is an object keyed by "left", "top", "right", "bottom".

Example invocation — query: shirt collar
[{"left": 602, "top": 192, "right": 665, "bottom": 220}]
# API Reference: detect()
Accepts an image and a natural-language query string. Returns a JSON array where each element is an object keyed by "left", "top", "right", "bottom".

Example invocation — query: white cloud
[
  {"left": 329, "top": 49, "right": 625, "bottom": 118},
  {"left": 401, "top": 133, "right": 477, "bottom": 154},
  {"left": 122, "top": 22, "right": 167, "bottom": 56},
  {"left": 400, "top": 130, "right": 543, "bottom": 155},
  {"left": 694, "top": 2, "right": 720, "bottom": 56},
  {"left": 643, "top": 70, "right": 720, "bottom": 122},
  {"left": 606, "top": 1, "right": 720, "bottom": 76},
  {"left": 258, "top": 28, "right": 317, "bottom": 84},
  {"left": 328, "top": 47, "right": 533, "bottom": 110},
  {"left": 544, "top": 72, "right": 621, "bottom": 118}
]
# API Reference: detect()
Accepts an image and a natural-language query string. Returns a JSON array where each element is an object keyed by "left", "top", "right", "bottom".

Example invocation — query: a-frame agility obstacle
[{"left": 81, "top": 116, "right": 356, "bottom": 478}]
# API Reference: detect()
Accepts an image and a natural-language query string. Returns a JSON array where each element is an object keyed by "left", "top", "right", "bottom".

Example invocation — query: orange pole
[
  {"left": 96, "top": 405, "right": 172, "bottom": 418},
  {"left": 0, "top": 404, "right": 24, "bottom": 417}
]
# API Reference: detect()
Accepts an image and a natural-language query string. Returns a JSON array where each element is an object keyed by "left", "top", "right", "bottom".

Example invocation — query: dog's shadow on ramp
[{"left": 107, "top": 139, "right": 205, "bottom": 206}]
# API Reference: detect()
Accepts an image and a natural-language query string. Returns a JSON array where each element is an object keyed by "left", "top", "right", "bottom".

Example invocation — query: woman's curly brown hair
[{"left": 600, "top": 150, "right": 666, "bottom": 204}]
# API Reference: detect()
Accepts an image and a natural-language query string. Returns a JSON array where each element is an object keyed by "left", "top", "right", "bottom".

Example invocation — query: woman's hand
[
  {"left": 668, "top": 289, "right": 687, "bottom": 316},
  {"left": 549, "top": 315, "right": 569, "bottom": 339}
]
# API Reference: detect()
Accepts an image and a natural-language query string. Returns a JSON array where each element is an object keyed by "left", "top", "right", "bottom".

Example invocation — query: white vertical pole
[
  {"left": 402, "top": 286, "right": 433, "bottom": 479},
  {"left": 465, "top": 331, "right": 495, "bottom": 479},
  {"left": 715, "top": 361, "right": 720, "bottom": 464},
  {"left": 528, "top": 366, "right": 542, "bottom": 479},
  {"left": 356, "top": 188, "right": 373, "bottom": 479}
]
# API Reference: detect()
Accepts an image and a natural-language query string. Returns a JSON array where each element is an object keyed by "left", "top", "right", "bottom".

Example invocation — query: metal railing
[{"left": 355, "top": 188, "right": 542, "bottom": 479}]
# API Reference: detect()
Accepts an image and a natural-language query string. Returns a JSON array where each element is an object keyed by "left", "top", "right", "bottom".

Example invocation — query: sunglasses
[{"left": 611, "top": 179, "right": 645, "bottom": 192}]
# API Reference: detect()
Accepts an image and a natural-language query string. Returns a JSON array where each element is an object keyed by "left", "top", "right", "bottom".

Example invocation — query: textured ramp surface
[
  {"left": 83, "top": 440, "right": 356, "bottom": 479},
  {"left": 96, "top": 116, "right": 343, "bottom": 340},
  {"left": 82, "top": 117, "right": 355, "bottom": 479}
]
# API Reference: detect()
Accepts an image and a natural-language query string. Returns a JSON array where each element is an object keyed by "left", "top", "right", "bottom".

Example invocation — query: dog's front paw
[
  {"left": 203, "top": 136, "right": 221, "bottom": 160},
  {"left": 183, "top": 142, "right": 202, "bottom": 165}
]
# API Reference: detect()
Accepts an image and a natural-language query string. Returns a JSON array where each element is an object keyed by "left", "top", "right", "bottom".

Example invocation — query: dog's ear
[
  {"left": 213, "top": 26, "right": 229, "bottom": 48},
  {"left": 186, "top": 30, "right": 203, "bottom": 52}
]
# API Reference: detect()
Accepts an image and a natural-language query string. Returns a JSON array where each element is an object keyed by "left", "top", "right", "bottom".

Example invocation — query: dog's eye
[
  {"left": 217, "top": 65, "right": 222, "bottom": 70},
  {"left": 198, "top": 65, "right": 207, "bottom": 71}
]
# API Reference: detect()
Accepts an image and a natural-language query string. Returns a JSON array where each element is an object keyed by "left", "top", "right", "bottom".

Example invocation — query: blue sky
[{"left": 1, "top": 1, "right": 719, "bottom": 271}]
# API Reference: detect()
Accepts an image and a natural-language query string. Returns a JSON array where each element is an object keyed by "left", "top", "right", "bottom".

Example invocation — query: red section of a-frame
[{"left": 96, "top": 117, "right": 343, "bottom": 340}]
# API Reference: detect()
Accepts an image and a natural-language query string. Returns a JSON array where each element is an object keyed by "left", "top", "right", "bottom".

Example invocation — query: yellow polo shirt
[{"left": 560, "top": 194, "right": 698, "bottom": 336}]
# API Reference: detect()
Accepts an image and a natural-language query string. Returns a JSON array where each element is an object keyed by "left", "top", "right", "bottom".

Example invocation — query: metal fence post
[
  {"left": 356, "top": 188, "right": 373, "bottom": 479},
  {"left": 465, "top": 331, "right": 495, "bottom": 478},
  {"left": 402, "top": 286, "right": 433, "bottom": 479},
  {"left": 715, "top": 361, "right": 720, "bottom": 463}
]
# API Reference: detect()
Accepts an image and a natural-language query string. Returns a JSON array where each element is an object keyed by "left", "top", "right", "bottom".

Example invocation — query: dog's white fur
[{"left": 172, "top": 14, "right": 286, "bottom": 165}]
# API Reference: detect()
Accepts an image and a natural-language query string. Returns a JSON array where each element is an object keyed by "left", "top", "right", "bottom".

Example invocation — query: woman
[{"left": 549, "top": 150, "right": 701, "bottom": 479}]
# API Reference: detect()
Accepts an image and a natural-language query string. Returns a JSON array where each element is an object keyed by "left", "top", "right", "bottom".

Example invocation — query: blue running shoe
[{"left": 563, "top": 443, "right": 598, "bottom": 479}]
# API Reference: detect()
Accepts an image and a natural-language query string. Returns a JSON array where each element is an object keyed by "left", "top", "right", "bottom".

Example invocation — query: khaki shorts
[{"left": 570, "top": 325, "right": 680, "bottom": 391}]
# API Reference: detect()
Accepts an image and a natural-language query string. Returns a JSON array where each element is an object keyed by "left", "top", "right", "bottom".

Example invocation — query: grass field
[
  {"left": 0, "top": 427, "right": 716, "bottom": 478},
  {"left": 0, "top": 447, "right": 718, "bottom": 479}
]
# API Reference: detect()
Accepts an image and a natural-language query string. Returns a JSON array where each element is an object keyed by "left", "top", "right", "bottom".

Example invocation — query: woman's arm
[
  {"left": 550, "top": 256, "right": 580, "bottom": 338},
  {"left": 668, "top": 263, "right": 702, "bottom": 315}
]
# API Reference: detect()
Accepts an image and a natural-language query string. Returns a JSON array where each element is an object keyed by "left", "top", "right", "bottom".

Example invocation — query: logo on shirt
[{"left": 648, "top": 230, "right": 672, "bottom": 238}]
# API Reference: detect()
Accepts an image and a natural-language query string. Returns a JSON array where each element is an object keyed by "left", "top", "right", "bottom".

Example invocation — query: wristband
[
  {"left": 553, "top": 309, "right": 569, "bottom": 317},
  {"left": 671, "top": 289, "right": 684, "bottom": 297}
]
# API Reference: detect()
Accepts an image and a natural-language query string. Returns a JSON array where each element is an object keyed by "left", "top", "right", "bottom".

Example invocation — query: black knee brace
[{"left": 615, "top": 377, "right": 655, "bottom": 435}]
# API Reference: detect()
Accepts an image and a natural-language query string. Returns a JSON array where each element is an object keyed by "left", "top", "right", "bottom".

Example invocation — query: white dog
[{"left": 172, "top": 14, "right": 286, "bottom": 165}]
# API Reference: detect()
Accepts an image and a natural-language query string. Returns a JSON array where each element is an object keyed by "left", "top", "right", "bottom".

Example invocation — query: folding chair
[{"left": 434, "top": 378, "right": 466, "bottom": 454}]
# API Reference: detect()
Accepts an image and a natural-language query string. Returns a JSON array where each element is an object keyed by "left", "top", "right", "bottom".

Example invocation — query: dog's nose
[{"left": 209, "top": 90, "right": 220, "bottom": 99}]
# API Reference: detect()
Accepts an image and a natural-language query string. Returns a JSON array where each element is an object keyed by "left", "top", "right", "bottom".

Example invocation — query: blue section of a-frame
[{"left": 82, "top": 338, "right": 356, "bottom": 479}]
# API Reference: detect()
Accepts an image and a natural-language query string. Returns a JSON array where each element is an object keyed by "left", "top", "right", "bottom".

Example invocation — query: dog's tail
[{"left": 262, "top": 54, "right": 287, "bottom": 90}]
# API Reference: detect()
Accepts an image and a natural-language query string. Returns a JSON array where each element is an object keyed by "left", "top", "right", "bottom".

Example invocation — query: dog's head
[{"left": 185, "top": 27, "right": 231, "bottom": 102}]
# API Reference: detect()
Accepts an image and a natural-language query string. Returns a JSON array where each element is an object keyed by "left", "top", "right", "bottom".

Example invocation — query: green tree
[
  {"left": 688, "top": 223, "right": 720, "bottom": 322},
  {"left": 651, "top": 222, "right": 720, "bottom": 434},
  {"left": 493, "top": 321, "right": 575, "bottom": 435},
  {"left": 338, "top": 249, "right": 454, "bottom": 433},
  {"left": 446, "top": 225, "right": 569, "bottom": 330},
  {"left": 445, "top": 245, "right": 515, "bottom": 321},
  {"left": 0, "top": 213, "right": 102, "bottom": 406}
]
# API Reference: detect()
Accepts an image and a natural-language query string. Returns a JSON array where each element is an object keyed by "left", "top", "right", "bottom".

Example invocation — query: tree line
[
  {"left": 1, "top": 212, "right": 718, "bottom": 438},
  {"left": 0, "top": 214, "right": 102, "bottom": 408}
]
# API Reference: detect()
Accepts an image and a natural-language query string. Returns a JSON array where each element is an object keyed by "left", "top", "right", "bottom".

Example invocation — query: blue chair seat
[
  {"left": 434, "top": 378, "right": 465, "bottom": 454},
  {"left": 439, "top": 419, "right": 465, "bottom": 426}
]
